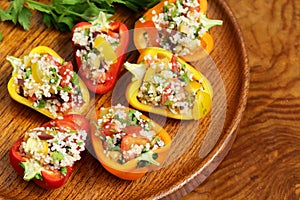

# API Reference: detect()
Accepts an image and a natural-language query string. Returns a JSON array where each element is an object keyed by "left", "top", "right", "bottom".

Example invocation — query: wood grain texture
[
  {"left": 183, "top": 0, "right": 300, "bottom": 199},
  {"left": 0, "top": 0, "right": 249, "bottom": 199}
]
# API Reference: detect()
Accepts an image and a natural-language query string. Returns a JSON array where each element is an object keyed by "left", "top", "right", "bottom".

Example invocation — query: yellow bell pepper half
[
  {"left": 7, "top": 46, "right": 90, "bottom": 119},
  {"left": 124, "top": 47, "right": 213, "bottom": 120}
]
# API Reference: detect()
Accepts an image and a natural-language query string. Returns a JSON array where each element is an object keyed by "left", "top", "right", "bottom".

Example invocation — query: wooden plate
[{"left": 0, "top": 0, "right": 249, "bottom": 199}]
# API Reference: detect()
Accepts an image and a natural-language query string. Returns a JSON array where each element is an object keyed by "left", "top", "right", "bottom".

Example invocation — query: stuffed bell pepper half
[
  {"left": 134, "top": 0, "right": 223, "bottom": 61},
  {"left": 7, "top": 46, "right": 90, "bottom": 119},
  {"left": 90, "top": 104, "right": 171, "bottom": 180},
  {"left": 72, "top": 12, "right": 129, "bottom": 94},
  {"left": 9, "top": 114, "right": 90, "bottom": 189},
  {"left": 124, "top": 47, "right": 213, "bottom": 120}
]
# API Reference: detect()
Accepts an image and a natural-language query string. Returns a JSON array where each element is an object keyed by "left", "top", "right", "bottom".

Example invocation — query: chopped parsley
[
  {"left": 181, "top": 72, "right": 190, "bottom": 83},
  {"left": 35, "top": 100, "right": 46, "bottom": 108},
  {"left": 164, "top": 100, "right": 173, "bottom": 106},
  {"left": 52, "top": 151, "right": 64, "bottom": 162},
  {"left": 24, "top": 68, "right": 32, "bottom": 79},
  {"left": 72, "top": 73, "right": 79, "bottom": 85},
  {"left": 60, "top": 167, "right": 67, "bottom": 176},
  {"left": 136, "top": 152, "right": 159, "bottom": 168}
]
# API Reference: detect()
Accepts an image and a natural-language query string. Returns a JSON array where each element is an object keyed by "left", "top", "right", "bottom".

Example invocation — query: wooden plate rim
[{"left": 153, "top": 0, "right": 250, "bottom": 199}]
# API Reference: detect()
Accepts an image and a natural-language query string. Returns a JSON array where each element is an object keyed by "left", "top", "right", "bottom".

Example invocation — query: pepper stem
[
  {"left": 6, "top": 56, "right": 21, "bottom": 74},
  {"left": 124, "top": 62, "right": 147, "bottom": 81},
  {"left": 91, "top": 11, "right": 112, "bottom": 26},
  {"left": 200, "top": 13, "right": 223, "bottom": 31}
]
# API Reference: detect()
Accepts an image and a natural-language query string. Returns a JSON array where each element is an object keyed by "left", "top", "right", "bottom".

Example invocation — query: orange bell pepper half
[
  {"left": 90, "top": 105, "right": 172, "bottom": 180},
  {"left": 134, "top": 0, "right": 222, "bottom": 61}
]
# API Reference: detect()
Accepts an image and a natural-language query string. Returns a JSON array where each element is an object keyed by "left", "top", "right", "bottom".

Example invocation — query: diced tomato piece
[
  {"left": 121, "top": 135, "right": 149, "bottom": 151},
  {"left": 122, "top": 126, "right": 142, "bottom": 135},
  {"left": 101, "top": 120, "right": 119, "bottom": 136},
  {"left": 171, "top": 55, "right": 180, "bottom": 72},
  {"left": 59, "top": 61, "right": 74, "bottom": 88}
]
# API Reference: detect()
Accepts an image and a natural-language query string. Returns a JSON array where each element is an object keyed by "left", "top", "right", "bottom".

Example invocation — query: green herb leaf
[
  {"left": 72, "top": 73, "right": 79, "bottom": 85},
  {"left": 136, "top": 160, "right": 150, "bottom": 168},
  {"left": 108, "top": 145, "right": 121, "bottom": 151},
  {"left": 152, "top": 152, "right": 158, "bottom": 160},
  {"left": 113, "top": 115, "right": 131, "bottom": 126},
  {"left": 52, "top": 151, "right": 64, "bottom": 162},
  {"left": 57, "top": 86, "right": 63, "bottom": 91},
  {"left": 99, "top": 135, "right": 105, "bottom": 141},
  {"left": 57, "top": 16, "right": 74, "bottom": 31},
  {"left": 70, "top": 130, "right": 77, "bottom": 134},
  {"left": 0, "top": 0, "right": 163, "bottom": 41},
  {"left": 42, "top": 13, "right": 52, "bottom": 28},
  {"left": 136, "top": 151, "right": 159, "bottom": 168},
  {"left": 128, "top": 109, "right": 138, "bottom": 124},
  {"left": 0, "top": 9, "right": 13, "bottom": 21},
  {"left": 18, "top": 7, "right": 32, "bottom": 30},
  {"left": 19, "top": 161, "right": 25, "bottom": 169},
  {"left": 117, "top": 158, "right": 126, "bottom": 164},
  {"left": 35, "top": 173, "right": 43, "bottom": 180},
  {"left": 0, "top": 32, "right": 2, "bottom": 42},
  {"left": 181, "top": 72, "right": 190, "bottom": 84},
  {"left": 26, "top": 1, "right": 52, "bottom": 14},
  {"left": 122, "top": 0, "right": 161, "bottom": 12},
  {"left": 92, "top": 121, "right": 101, "bottom": 131},
  {"left": 61, "top": 0, "right": 84, "bottom": 5},
  {"left": 110, "top": 128, "right": 117, "bottom": 133},
  {"left": 24, "top": 68, "right": 32, "bottom": 79},
  {"left": 164, "top": 100, "right": 173, "bottom": 106},
  {"left": 60, "top": 167, "right": 67, "bottom": 176},
  {"left": 11, "top": 7, "right": 18, "bottom": 24},
  {"left": 14, "top": 0, "right": 24, "bottom": 12},
  {"left": 35, "top": 99, "right": 46, "bottom": 108},
  {"left": 63, "top": 86, "right": 72, "bottom": 92}
]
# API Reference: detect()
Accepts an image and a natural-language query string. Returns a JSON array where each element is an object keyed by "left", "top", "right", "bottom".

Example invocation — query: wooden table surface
[
  {"left": 0, "top": 0, "right": 299, "bottom": 199},
  {"left": 184, "top": 0, "right": 300, "bottom": 199}
]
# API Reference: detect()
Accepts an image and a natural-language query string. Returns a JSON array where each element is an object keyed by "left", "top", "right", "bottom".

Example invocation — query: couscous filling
[
  {"left": 72, "top": 14, "right": 120, "bottom": 85},
  {"left": 139, "top": 0, "right": 221, "bottom": 56},
  {"left": 94, "top": 105, "right": 165, "bottom": 167},
  {"left": 13, "top": 53, "right": 85, "bottom": 117},
  {"left": 137, "top": 54, "right": 199, "bottom": 115},
  {"left": 19, "top": 126, "right": 87, "bottom": 180}
]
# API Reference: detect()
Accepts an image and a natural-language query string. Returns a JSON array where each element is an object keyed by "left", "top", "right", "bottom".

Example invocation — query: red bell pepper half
[
  {"left": 9, "top": 114, "right": 90, "bottom": 190},
  {"left": 72, "top": 12, "right": 129, "bottom": 94}
]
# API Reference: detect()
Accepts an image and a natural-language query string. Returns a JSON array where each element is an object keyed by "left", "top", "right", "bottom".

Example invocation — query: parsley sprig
[
  {"left": 1, "top": 0, "right": 118, "bottom": 32},
  {"left": 0, "top": 0, "right": 160, "bottom": 40}
]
